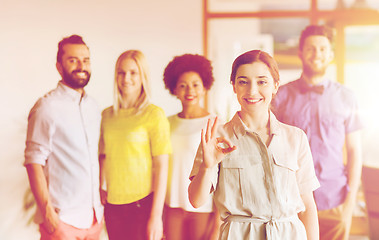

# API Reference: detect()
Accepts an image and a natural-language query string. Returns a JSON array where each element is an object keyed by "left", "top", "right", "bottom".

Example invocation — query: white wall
[{"left": 0, "top": 0, "right": 202, "bottom": 239}]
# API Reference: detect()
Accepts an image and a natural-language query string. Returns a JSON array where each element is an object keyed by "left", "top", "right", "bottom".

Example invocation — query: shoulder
[
  {"left": 167, "top": 113, "right": 177, "bottom": 121},
  {"left": 28, "top": 88, "right": 59, "bottom": 117},
  {"left": 145, "top": 104, "right": 167, "bottom": 117},
  {"left": 278, "top": 79, "right": 300, "bottom": 94},
  {"left": 276, "top": 120, "right": 307, "bottom": 141},
  {"left": 278, "top": 121, "right": 304, "bottom": 134},
  {"left": 327, "top": 81, "right": 358, "bottom": 106},
  {"left": 274, "top": 79, "right": 301, "bottom": 104},
  {"left": 219, "top": 118, "right": 237, "bottom": 139},
  {"left": 279, "top": 79, "right": 300, "bottom": 91},
  {"left": 101, "top": 106, "right": 114, "bottom": 117}
]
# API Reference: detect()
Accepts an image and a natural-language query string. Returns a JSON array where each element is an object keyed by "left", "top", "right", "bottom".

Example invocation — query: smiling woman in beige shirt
[{"left": 188, "top": 50, "right": 320, "bottom": 240}]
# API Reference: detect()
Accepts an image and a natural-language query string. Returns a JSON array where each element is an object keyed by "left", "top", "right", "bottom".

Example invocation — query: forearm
[
  {"left": 298, "top": 192, "right": 319, "bottom": 240},
  {"left": 210, "top": 201, "right": 221, "bottom": 240},
  {"left": 150, "top": 154, "right": 168, "bottom": 219},
  {"left": 345, "top": 131, "right": 363, "bottom": 205},
  {"left": 25, "top": 163, "right": 54, "bottom": 216},
  {"left": 188, "top": 164, "right": 214, "bottom": 208},
  {"left": 346, "top": 155, "right": 362, "bottom": 205},
  {"left": 99, "top": 154, "right": 106, "bottom": 190}
]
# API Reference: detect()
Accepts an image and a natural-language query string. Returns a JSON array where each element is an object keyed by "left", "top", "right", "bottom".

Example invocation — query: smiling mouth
[
  {"left": 73, "top": 71, "right": 88, "bottom": 79},
  {"left": 185, "top": 96, "right": 195, "bottom": 100},
  {"left": 245, "top": 98, "right": 262, "bottom": 104}
]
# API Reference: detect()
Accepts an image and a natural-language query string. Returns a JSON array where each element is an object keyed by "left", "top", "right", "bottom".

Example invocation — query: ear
[
  {"left": 298, "top": 49, "right": 303, "bottom": 59},
  {"left": 172, "top": 87, "right": 178, "bottom": 98},
  {"left": 273, "top": 81, "right": 280, "bottom": 95},
  {"left": 232, "top": 82, "right": 236, "bottom": 94},
  {"left": 329, "top": 49, "right": 335, "bottom": 63}
]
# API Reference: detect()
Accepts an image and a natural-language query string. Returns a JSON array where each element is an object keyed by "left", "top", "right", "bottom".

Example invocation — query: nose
[
  {"left": 186, "top": 85, "right": 194, "bottom": 93},
  {"left": 314, "top": 48, "right": 323, "bottom": 58},
  {"left": 125, "top": 72, "right": 132, "bottom": 81},
  {"left": 248, "top": 82, "right": 258, "bottom": 94},
  {"left": 76, "top": 60, "right": 84, "bottom": 71},
  {"left": 78, "top": 59, "right": 83, "bottom": 67}
]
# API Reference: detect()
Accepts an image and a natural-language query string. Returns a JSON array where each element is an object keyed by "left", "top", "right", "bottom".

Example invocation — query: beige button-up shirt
[{"left": 190, "top": 112, "right": 319, "bottom": 239}]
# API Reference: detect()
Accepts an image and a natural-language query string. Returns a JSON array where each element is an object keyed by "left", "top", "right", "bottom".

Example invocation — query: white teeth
[
  {"left": 76, "top": 72, "right": 86, "bottom": 77},
  {"left": 185, "top": 96, "right": 194, "bottom": 100},
  {"left": 246, "top": 98, "right": 260, "bottom": 103}
]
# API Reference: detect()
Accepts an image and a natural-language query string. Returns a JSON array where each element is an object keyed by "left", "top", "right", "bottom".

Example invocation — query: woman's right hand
[
  {"left": 100, "top": 189, "right": 108, "bottom": 205},
  {"left": 201, "top": 117, "right": 236, "bottom": 169}
]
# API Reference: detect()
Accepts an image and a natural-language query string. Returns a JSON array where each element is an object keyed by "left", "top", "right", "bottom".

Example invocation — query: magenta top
[{"left": 272, "top": 78, "right": 364, "bottom": 210}]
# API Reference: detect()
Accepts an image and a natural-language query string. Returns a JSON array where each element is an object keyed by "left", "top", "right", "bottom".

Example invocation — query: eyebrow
[
  {"left": 257, "top": 75, "right": 269, "bottom": 79},
  {"left": 66, "top": 56, "right": 90, "bottom": 60}
]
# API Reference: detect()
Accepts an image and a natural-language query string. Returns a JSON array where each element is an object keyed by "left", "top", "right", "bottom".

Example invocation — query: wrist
[
  {"left": 200, "top": 161, "right": 215, "bottom": 171},
  {"left": 42, "top": 203, "right": 57, "bottom": 219}
]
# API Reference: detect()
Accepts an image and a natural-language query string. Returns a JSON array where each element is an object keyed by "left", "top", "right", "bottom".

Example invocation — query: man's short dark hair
[
  {"left": 299, "top": 25, "right": 335, "bottom": 51},
  {"left": 57, "top": 35, "right": 87, "bottom": 63}
]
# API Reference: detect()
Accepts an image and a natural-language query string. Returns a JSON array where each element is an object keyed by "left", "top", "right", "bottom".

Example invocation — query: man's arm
[
  {"left": 26, "top": 163, "right": 59, "bottom": 234},
  {"left": 344, "top": 130, "right": 363, "bottom": 215}
]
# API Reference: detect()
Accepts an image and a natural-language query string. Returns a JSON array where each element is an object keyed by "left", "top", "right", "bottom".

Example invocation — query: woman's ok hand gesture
[{"left": 201, "top": 117, "right": 237, "bottom": 169}]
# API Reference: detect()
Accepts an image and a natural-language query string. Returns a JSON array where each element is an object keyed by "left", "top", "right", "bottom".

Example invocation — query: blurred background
[{"left": 1, "top": 0, "right": 379, "bottom": 239}]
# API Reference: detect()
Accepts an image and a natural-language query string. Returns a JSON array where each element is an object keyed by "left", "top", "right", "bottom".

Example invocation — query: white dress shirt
[{"left": 24, "top": 81, "right": 103, "bottom": 229}]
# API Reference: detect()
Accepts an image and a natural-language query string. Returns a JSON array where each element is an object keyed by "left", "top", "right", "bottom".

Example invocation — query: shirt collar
[
  {"left": 298, "top": 77, "right": 329, "bottom": 94},
  {"left": 57, "top": 81, "right": 87, "bottom": 104},
  {"left": 230, "top": 111, "right": 280, "bottom": 139}
]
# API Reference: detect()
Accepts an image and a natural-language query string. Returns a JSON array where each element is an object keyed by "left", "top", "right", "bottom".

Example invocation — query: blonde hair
[{"left": 113, "top": 50, "right": 151, "bottom": 115}]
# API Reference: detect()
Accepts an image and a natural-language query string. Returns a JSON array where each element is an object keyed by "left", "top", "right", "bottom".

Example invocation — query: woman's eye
[{"left": 258, "top": 80, "right": 267, "bottom": 85}]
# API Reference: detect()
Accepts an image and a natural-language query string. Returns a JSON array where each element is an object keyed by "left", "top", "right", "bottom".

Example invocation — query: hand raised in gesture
[{"left": 201, "top": 117, "right": 237, "bottom": 169}]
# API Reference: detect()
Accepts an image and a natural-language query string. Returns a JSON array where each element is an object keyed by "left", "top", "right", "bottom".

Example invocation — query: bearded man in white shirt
[{"left": 24, "top": 35, "right": 104, "bottom": 240}]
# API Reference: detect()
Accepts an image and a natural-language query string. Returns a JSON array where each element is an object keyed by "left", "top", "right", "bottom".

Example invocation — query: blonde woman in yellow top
[{"left": 99, "top": 50, "right": 172, "bottom": 240}]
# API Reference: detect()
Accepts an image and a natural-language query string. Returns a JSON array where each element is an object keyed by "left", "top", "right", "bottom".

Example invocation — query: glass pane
[
  {"left": 260, "top": 18, "right": 309, "bottom": 83},
  {"left": 207, "top": 18, "right": 310, "bottom": 121},
  {"left": 208, "top": 0, "right": 311, "bottom": 12},
  {"left": 344, "top": 25, "right": 379, "bottom": 167},
  {"left": 319, "top": 0, "right": 379, "bottom": 10}
]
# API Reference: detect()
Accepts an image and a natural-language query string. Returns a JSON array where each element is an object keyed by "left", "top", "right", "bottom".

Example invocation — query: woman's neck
[
  {"left": 239, "top": 110, "right": 271, "bottom": 146},
  {"left": 120, "top": 95, "right": 138, "bottom": 109},
  {"left": 178, "top": 105, "right": 209, "bottom": 119},
  {"left": 238, "top": 110, "right": 269, "bottom": 132}
]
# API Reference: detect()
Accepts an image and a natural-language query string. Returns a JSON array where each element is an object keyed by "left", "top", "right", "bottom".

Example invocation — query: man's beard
[
  {"left": 302, "top": 63, "right": 327, "bottom": 78},
  {"left": 62, "top": 68, "right": 91, "bottom": 89}
]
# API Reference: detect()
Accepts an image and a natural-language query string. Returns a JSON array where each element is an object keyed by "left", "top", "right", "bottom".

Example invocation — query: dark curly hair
[{"left": 163, "top": 54, "right": 214, "bottom": 95}]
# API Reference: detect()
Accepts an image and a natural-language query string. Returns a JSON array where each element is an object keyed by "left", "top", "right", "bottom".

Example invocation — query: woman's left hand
[{"left": 146, "top": 215, "right": 164, "bottom": 240}]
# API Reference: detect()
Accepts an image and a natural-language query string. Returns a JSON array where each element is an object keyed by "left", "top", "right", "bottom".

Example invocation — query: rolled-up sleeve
[
  {"left": 24, "top": 101, "right": 53, "bottom": 166},
  {"left": 189, "top": 143, "right": 219, "bottom": 192}
]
